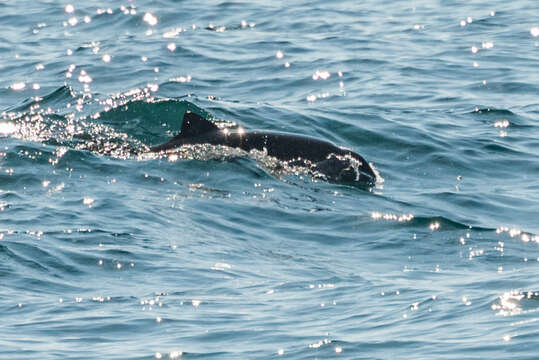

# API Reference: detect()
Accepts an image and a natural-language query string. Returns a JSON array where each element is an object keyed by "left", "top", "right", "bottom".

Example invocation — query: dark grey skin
[{"left": 151, "top": 111, "right": 377, "bottom": 183}]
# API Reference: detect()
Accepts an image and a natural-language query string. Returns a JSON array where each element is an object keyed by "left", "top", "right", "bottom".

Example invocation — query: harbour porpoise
[{"left": 150, "top": 111, "right": 377, "bottom": 184}]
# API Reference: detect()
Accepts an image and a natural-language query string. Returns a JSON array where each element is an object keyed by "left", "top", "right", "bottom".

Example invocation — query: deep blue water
[{"left": 1, "top": 1, "right": 539, "bottom": 359}]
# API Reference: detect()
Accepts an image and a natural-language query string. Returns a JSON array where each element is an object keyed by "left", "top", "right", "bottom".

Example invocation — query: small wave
[
  {"left": 1, "top": 86, "right": 194, "bottom": 158},
  {"left": 469, "top": 107, "right": 515, "bottom": 116},
  {"left": 205, "top": 21, "right": 256, "bottom": 32},
  {"left": 370, "top": 213, "right": 475, "bottom": 231},
  {"left": 492, "top": 290, "right": 539, "bottom": 317},
  {"left": 468, "top": 81, "right": 539, "bottom": 94},
  {"left": 468, "top": 107, "right": 532, "bottom": 128},
  {"left": 4, "top": 85, "right": 76, "bottom": 113}
]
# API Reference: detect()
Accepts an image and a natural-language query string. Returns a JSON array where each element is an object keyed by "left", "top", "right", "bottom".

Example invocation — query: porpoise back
[{"left": 150, "top": 111, "right": 376, "bottom": 183}]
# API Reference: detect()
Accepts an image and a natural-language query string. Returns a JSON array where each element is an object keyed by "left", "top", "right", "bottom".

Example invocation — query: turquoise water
[{"left": 1, "top": 1, "right": 539, "bottom": 358}]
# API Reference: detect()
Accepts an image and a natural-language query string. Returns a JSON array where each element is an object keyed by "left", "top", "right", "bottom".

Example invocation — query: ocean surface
[{"left": 1, "top": 1, "right": 539, "bottom": 359}]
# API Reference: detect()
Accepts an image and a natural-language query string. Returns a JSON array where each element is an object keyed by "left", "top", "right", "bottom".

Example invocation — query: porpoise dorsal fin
[{"left": 180, "top": 111, "right": 219, "bottom": 138}]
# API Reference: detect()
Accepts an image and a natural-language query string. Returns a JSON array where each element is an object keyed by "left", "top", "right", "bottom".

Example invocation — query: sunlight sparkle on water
[
  {"left": 494, "top": 119, "right": 509, "bottom": 128},
  {"left": 312, "top": 70, "right": 331, "bottom": 80},
  {"left": 78, "top": 70, "right": 92, "bottom": 83},
  {"left": 430, "top": 222, "right": 440, "bottom": 230},
  {"left": 163, "top": 28, "right": 182, "bottom": 38},
  {"left": 170, "top": 75, "right": 192, "bottom": 83},
  {"left": 143, "top": 12, "right": 158, "bottom": 26},
  {"left": 496, "top": 226, "right": 538, "bottom": 243},
  {"left": 531, "top": 27, "right": 539, "bottom": 37},
  {"left": 0, "top": 122, "right": 17, "bottom": 135},
  {"left": 491, "top": 290, "right": 531, "bottom": 316},
  {"left": 211, "top": 263, "right": 231, "bottom": 270},
  {"left": 68, "top": 17, "right": 78, "bottom": 26},
  {"left": 65, "top": 4, "right": 74, "bottom": 14},
  {"left": 309, "top": 338, "right": 331, "bottom": 349},
  {"left": 11, "top": 82, "right": 26, "bottom": 91},
  {"left": 96, "top": 8, "right": 113, "bottom": 15},
  {"left": 371, "top": 212, "right": 414, "bottom": 222}
]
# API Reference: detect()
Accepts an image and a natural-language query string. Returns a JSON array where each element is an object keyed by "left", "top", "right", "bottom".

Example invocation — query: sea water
[{"left": 1, "top": 1, "right": 539, "bottom": 359}]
